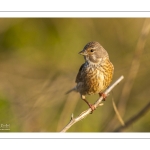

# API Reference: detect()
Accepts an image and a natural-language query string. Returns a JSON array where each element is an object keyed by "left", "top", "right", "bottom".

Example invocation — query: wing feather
[{"left": 75, "top": 63, "right": 85, "bottom": 83}]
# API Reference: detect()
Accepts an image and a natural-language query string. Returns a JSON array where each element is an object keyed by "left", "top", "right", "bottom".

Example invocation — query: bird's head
[{"left": 79, "top": 41, "right": 109, "bottom": 64}]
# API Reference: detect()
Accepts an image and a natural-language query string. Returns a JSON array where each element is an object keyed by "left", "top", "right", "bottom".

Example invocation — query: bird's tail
[{"left": 65, "top": 87, "right": 76, "bottom": 94}]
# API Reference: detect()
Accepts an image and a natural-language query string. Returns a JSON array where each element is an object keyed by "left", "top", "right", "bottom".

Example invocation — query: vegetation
[{"left": 0, "top": 18, "right": 149, "bottom": 132}]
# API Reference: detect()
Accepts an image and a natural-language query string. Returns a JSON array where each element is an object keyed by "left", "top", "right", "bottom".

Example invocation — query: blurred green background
[{"left": 0, "top": 18, "right": 149, "bottom": 132}]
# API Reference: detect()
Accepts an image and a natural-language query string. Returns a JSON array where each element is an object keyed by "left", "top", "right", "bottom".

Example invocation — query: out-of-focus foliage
[{"left": 0, "top": 18, "right": 149, "bottom": 132}]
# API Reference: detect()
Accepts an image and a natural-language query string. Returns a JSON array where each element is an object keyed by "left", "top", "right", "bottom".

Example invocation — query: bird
[{"left": 66, "top": 41, "right": 114, "bottom": 112}]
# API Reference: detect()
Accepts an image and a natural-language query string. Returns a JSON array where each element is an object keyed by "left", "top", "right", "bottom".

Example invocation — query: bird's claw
[{"left": 89, "top": 104, "right": 96, "bottom": 114}]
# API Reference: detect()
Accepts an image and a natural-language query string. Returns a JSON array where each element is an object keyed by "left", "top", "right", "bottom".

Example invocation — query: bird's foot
[
  {"left": 99, "top": 93, "right": 107, "bottom": 101},
  {"left": 88, "top": 104, "right": 96, "bottom": 114},
  {"left": 81, "top": 95, "right": 96, "bottom": 114}
]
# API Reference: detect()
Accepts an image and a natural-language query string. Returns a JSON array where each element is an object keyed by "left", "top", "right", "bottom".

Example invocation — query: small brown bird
[{"left": 66, "top": 41, "right": 114, "bottom": 112}]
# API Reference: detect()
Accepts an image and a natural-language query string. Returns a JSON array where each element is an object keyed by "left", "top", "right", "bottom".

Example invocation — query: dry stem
[
  {"left": 112, "top": 98, "right": 125, "bottom": 126},
  {"left": 60, "top": 75, "right": 124, "bottom": 132},
  {"left": 114, "top": 102, "right": 150, "bottom": 132},
  {"left": 105, "top": 18, "right": 150, "bottom": 131}
]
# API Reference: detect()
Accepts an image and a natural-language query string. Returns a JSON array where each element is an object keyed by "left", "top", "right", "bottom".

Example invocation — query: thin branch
[
  {"left": 60, "top": 75, "right": 124, "bottom": 132},
  {"left": 114, "top": 102, "right": 150, "bottom": 132}
]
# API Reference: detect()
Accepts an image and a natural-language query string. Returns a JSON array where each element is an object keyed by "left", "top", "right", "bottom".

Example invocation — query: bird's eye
[{"left": 90, "top": 49, "right": 94, "bottom": 52}]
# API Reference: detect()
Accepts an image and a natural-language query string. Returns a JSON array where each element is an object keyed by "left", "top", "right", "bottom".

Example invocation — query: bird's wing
[{"left": 75, "top": 63, "right": 85, "bottom": 83}]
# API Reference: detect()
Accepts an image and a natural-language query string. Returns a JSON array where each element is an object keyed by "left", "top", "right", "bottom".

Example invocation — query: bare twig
[
  {"left": 56, "top": 94, "right": 79, "bottom": 131},
  {"left": 60, "top": 75, "right": 124, "bottom": 132},
  {"left": 114, "top": 102, "right": 150, "bottom": 132}
]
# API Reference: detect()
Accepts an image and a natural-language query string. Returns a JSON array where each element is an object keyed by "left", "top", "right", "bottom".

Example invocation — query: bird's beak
[{"left": 78, "top": 50, "right": 87, "bottom": 56}]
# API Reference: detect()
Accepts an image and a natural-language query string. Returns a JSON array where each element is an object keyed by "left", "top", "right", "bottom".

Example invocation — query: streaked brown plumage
[{"left": 66, "top": 41, "right": 114, "bottom": 112}]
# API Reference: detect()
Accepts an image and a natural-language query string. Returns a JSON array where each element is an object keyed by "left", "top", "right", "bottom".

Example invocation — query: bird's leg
[
  {"left": 99, "top": 93, "right": 107, "bottom": 101},
  {"left": 81, "top": 95, "right": 96, "bottom": 113}
]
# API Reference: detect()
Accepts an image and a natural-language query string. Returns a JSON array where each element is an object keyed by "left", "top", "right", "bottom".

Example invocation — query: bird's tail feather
[{"left": 65, "top": 87, "right": 76, "bottom": 94}]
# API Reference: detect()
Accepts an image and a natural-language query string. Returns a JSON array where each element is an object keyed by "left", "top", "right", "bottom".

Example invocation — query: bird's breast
[
  {"left": 76, "top": 59, "right": 114, "bottom": 95},
  {"left": 82, "top": 65, "right": 105, "bottom": 94}
]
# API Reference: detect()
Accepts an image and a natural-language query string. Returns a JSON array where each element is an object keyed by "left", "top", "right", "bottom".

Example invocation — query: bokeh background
[{"left": 0, "top": 18, "right": 150, "bottom": 132}]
